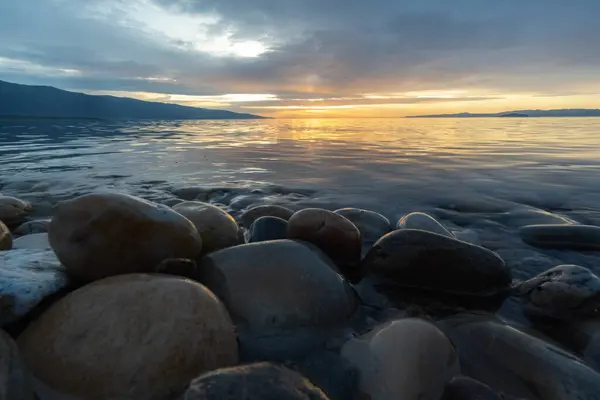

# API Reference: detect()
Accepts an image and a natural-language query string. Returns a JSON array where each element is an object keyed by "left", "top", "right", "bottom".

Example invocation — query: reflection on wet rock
[
  {"left": 397, "top": 212, "right": 454, "bottom": 238},
  {"left": 0, "top": 196, "right": 31, "bottom": 226},
  {"left": 334, "top": 208, "right": 391, "bottom": 252},
  {"left": 518, "top": 265, "right": 600, "bottom": 320},
  {"left": 341, "top": 318, "right": 459, "bottom": 400},
  {"left": 12, "top": 233, "right": 50, "bottom": 250},
  {"left": 195, "top": 240, "right": 357, "bottom": 359},
  {"left": 287, "top": 208, "right": 361, "bottom": 274},
  {"left": 362, "top": 229, "right": 511, "bottom": 296},
  {"left": 0, "top": 220, "right": 12, "bottom": 250},
  {"left": 0, "top": 249, "right": 69, "bottom": 326},
  {"left": 173, "top": 201, "right": 240, "bottom": 254},
  {"left": 439, "top": 314, "right": 600, "bottom": 400},
  {"left": 18, "top": 274, "right": 238, "bottom": 400},
  {"left": 0, "top": 329, "right": 36, "bottom": 400},
  {"left": 241, "top": 204, "right": 295, "bottom": 227},
  {"left": 13, "top": 219, "right": 51, "bottom": 236},
  {"left": 49, "top": 193, "right": 203, "bottom": 281},
  {"left": 519, "top": 224, "right": 600, "bottom": 250},
  {"left": 248, "top": 216, "right": 288, "bottom": 243},
  {"left": 184, "top": 362, "right": 330, "bottom": 400}
]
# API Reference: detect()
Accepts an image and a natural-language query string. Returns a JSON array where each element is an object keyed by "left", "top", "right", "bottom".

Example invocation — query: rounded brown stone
[
  {"left": 184, "top": 362, "right": 330, "bottom": 400},
  {"left": 241, "top": 205, "right": 294, "bottom": 227},
  {"left": 48, "top": 193, "right": 203, "bottom": 281},
  {"left": 0, "top": 220, "right": 12, "bottom": 250},
  {"left": 173, "top": 201, "right": 240, "bottom": 254},
  {"left": 18, "top": 274, "right": 238, "bottom": 400},
  {"left": 0, "top": 196, "right": 31, "bottom": 225},
  {"left": 341, "top": 318, "right": 459, "bottom": 400},
  {"left": 287, "top": 208, "right": 361, "bottom": 272}
]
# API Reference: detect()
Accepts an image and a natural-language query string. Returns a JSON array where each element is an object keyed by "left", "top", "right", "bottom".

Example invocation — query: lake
[{"left": 2, "top": 117, "right": 600, "bottom": 282}]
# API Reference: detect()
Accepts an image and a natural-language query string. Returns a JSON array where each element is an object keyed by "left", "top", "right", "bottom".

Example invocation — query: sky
[{"left": 1, "top": 0, "right": 599, "bottom": 118}]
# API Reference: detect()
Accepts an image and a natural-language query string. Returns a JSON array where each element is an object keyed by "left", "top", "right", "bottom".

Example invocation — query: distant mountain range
[
  {"left": 0, "top": 80, "right": 264, "bottom": 120},
  {"left": 406, "top": 109, "right": 600, "bottom": 118}
]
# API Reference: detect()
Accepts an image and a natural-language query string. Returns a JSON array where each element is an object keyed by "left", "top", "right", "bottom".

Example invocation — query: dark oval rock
[
  {"left": 518, "top": 265, "right": 600, "bottom": 320},
  {"left": 13, "top": 219, "right": 51, "bottom": 236},
  {"left": 439, "top": 314, "right": 600, "bottom": 400},
  {"left": 184, "top": 362, "right": 329, "bottom": 400},
  {"left": 362, "top": 229, "right": 511, "bottom": 296},
  {"left": 287, "top": 208, "right": 361, "bottom": 274},
  {"left": 396, "top": 212, "right": 454, "bottom": 238},
  {"left": 248, "top": 216, "right": 288, "bottom": 243},
  {"left": 519, "top": 224, "right": 600, "bottom": 250},
  {"left": 195, "top": 240, "right": 357, "bottom": 359},
  {"left": 0, "top": 220, "right": 12, "bottom": 250},
  {"left": 334, "top": 208, "right": 391, "bottom": 253},
  {"left": 241, "top": 205, "right": 295, "bottom": 228}
]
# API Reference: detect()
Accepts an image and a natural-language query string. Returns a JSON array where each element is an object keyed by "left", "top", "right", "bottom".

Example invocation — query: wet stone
[
  {"left": 184, "top": 362, "right": 330, "bottom": 400},
  {"left": 519, "top": 224, "right": 600, "bottom": 250},
  {"left": 334, "top": 208, "right": 391, "bottom": 253},
  {"left": 195, "top": 239, "right": 357, "bottom": 359},
  {"left": 518, "top": 265, "right": 600, "bottom": 320},
  {"left": 0, "top": 249, "right": 69, "bottom": 327},
  {"left": 362, "top": 229, "right": 511, "bottom": 296},
  {"left": 442, "top": 376, "right": 522, "bottom": 400},
  {"left": 0, "top": 196, "right": 31, "bottom": 226},
  {"left": 49, "top": 192, "right": 203, "bottom": 282},
  {"left": 396, "top": 212, "right": 454, "bottom": 238},
  {"left": 241, "top": 205, "right": 295, "bottom": 228},
  {"left": 341, "top": 318, "right": 459, "bottom": 400},
  {"left": 18, "top": 274, "right": 238, "bottom": 400},
  {"left": 247, "top": 216, "right": 288, "bottom": 243},
  {"left": 287, "top": 208, "right": 362, "bottom": 275},
  {"left": 0, "top": 329, "right": 36, "bottom": 400},
  {"left": 173, "top": 201, "right": 240, "bottom": 254}
]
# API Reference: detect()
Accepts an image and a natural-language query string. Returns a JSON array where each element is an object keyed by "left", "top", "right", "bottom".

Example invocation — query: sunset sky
[{"left": 1, "top": 0, "right": 599, "bottom": 118}]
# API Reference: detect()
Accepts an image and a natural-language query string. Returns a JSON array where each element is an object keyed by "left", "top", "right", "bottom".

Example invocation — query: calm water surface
[{"left": 2, "top": 117, "right": 600, "bottom": 280}]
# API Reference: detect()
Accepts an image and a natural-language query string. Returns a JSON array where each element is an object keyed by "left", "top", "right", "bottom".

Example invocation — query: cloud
[{"left": 1, "top": 0, "right": 600, "bottom": 115}]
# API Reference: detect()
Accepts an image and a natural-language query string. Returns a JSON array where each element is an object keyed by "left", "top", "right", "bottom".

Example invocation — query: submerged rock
[
  {"left": 247, "top": 216, "right": 288, "bottom": 243},
  {"left": 12, "top": 233, "right": 50, "bottom": 250},
  {"left": 0, "top": 329, "right": 36, "bottom": 400},
  {"left": 173, "top": 201, "right": 240, "bottom": 254},
  {"left": 439, "top": 314, "right": 600, "bottom": 400},
  {"left": 519, "top": 224, "right": 600, "bottom": 250},
  {"left": 362, "top": 229, "right": 511, "bottom": 296},
  {"left": 287, "top": 208, "right": 361, "bottom": 274},
  {"left": 49, "top": 193, "right": 203, "bottom": 281},
  {"left": 195, "top": 240, "right": 357, "bottom": 359},
  {"left": 396, "top": 212, "right": 454, "bottom": 238},
  {"left": 241, "top": 205, "right": 294, "bottom": 228},
  {"left": 18, "top": 274, "right": 238, "bottom": 400},
  {"left": 0, "top": 196, "right": 31, "bottom": 226},
  {"left": 334, "top": 208, "right": 391, "bottom": 250},
  {"left": 0, "top": 249, "right": 69, "bottom": 326},
  {"left": 518, "top": 265, "right": 600, "bottom": 320},
  {"left": 184, "top": 362, "right": 330, "bottom": 400},
  {"left": 13, "top": 219, "right": 51, "bottom": 236},
  {"left": 493, "top": 208, "right": 575, "bottom": 229},
  {"left": 0, "top": 221, "right": 11, "bottom": 250},
  {"left": 341, "top": 318, "right": 459, "bottom": 400}
]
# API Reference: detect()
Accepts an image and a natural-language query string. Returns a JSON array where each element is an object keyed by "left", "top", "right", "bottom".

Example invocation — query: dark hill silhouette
[{"left": 0, "top": 80, "right": 264, "bottom": 120}]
